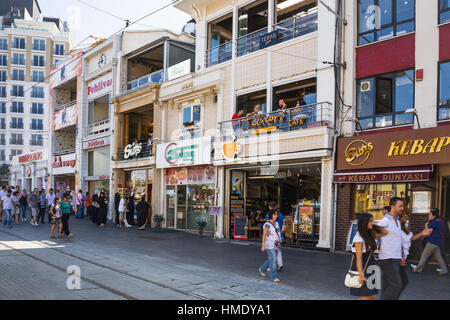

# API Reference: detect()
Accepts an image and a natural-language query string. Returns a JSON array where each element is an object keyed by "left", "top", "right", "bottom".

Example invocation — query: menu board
[
  {"left": 166, "top": 166, "right": 215, "bottom": 186},
  {"left": 234, "top": 216, "right": 248, "bottom": 240},
  {"left": 298, "top": 206, "right": 314, "bottom": 237}
]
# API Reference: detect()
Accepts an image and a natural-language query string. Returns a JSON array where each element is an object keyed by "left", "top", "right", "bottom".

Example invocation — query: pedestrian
[
  {"left": 89, "top": 194, "right": 100, "bottom": 224},
  {"left": 28, "top": 188, "right": 40, "bottom": 227},
  {"left": 265, "top": 201, "right": 285, "bottom": 272},
  {"left": 136, "top": 196, "right": 150, "bottom": 230},
  {"left": 19, "top": 189, "right": 28, "bottom": 222},
  {"left": 1, "top": 189, "right": 14, "bottom": 228},
  {"left": 413, "top": 209, "right": 448, "bottom": 276},
  {"left": 126, "top": 194, "right": 135, "bottom": 227},
  {"left": 435, "top": 210, "right": 449, "bottom": 272},
  {"left": 60, "top": 195, "right": 73, "bottom": 238},
  {"left": 12, "top": 191, "right": 20, "bottom": 225},
  {"left": 376, "top": 197, "right": 407, "bottom": 300},
  {"left": 45, "top": 188, "right": 56, "bottom": 223},
  {"left": 75, "top": 190, "right": 84, "bottom": 219},
  {"left": 97, "top": 192, "right": 108, "bottom": 227},
  {"left": 349, "top": 213, "right": 387, "bottom": 300},
  {"left": 85, "top": 192, "right": 92, "bottom": 218},
  {"left": 37, "top": 190, "right": 46, "bottom": 224},
  {"left": 114, "top": 192, "right": 121, "bottom": 227},
  {"left": 118, "top": 196, "right": 128, "bottom": 228},
  {"left": 258, "top": 209, "right": 282, "bottom": 282},
  {"left": 49, "top": 197, "right": 63, "bottom": 239}
]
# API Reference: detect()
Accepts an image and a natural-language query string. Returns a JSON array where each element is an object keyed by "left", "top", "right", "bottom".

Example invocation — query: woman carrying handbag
[{"left": 346, "top": 213, "right": 387, "bottom": 300}]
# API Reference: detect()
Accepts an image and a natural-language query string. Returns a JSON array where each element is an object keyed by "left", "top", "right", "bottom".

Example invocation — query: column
[{"left": 317, "top": 158, "right": 333, "bottom": 249}]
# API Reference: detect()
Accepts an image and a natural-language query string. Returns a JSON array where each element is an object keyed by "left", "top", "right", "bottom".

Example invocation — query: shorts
[
  {"left": 119, "top": 211, "right": 125, "bottom": 221},
  {"left": 31, "top": 208, "right": 38, "bottom": 217},
  {"left": 51, "top": 217, "right": 62, "bottom": 225}
]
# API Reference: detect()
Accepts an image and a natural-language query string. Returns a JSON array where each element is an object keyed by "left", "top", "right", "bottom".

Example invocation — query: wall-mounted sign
[
  {"left": 83, "top": 136, "right": 110, "bottom": 150},
  {"left": 26, "top": 167, "right": 32, "bottom": 177},
  {"left": 124, "top": 142, "right": 143, "bottom": 160},
  {"left": 54, "top": 104, "right": 78, "bottom": 130},
  {"left": 14, "top": 151, "right": 47, "bottom": 166},
  {"left": 167, "top": 59, "right": 191, "bottom": 81},
  {"left": 87, "top": 73, "right": 112, "bottom": 100},
  {"left": 260, "top": 30, "right": 279, "bottom": 49},
  {"left": 333, "top": 167, "right": 431, "bottom": 184},
  {"left": 50, "top": 52, "right": 82, "bottom": 89},
  {"left": 52, "top": 153, "right": 76, "bottom": 175},
  {"left": 242, "top": 113, "right": 306, "bottom": 134},
  {"left": 222, "top": 141, "right": 241, "bottom": 161},
  {"left": 336, "top": 126, "right": 450, "bottom": 171},
  {"left": 156, "top": 136, "right": 212, "bottom": 169}
]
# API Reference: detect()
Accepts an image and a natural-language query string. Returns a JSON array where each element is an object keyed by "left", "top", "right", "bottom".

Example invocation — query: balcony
[
  {"left": 124, "top": 70, "right": 164, "bottom": 96},
  {"left": 30, "top": 139, "right": 44, "bottom": 146},
  {"left": 86, "top": 119, "right": 109, "bottom": 137},
  {"left": 117, "top": 141, "right": 153, "bottom": 162},
  {"left": 54, "top": 148, "right": 75, "bottom": 156},
  {"left": 237, "top": 27, "right": 269, "bottom": 57},
  {"left": 55, "top": 100, "right": 76, "bottom": 111},
  {"left": 206, "top": 42, "right": 233, "bottom": 68}
]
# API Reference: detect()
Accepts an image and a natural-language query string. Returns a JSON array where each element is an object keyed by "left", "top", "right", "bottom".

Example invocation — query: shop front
[
  {"left": 334, "top": 126, "right": 450, "bottom": 259},
  {"left": 157, "top": 136, "right": 217, "bottom": 234},
  {"left": 51, "top": 153, "right": 77, "bottom": 195},
  {"left": 83, "top": 137, "right": 112, "bottom": 198},
  {"left": 10, "top": 151, "right": 49, "bottom": 191}
]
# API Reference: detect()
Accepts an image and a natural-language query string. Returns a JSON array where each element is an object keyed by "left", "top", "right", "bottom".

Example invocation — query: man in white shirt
[
  {"left": 1, "top": 189, "right": 13, "bottom": 228},
  {"left": 45, "top": 188, "right": 56, "bottom": 223},
  {"left": 0, "top": 185, "right": 6, "bottom": 221},
  {"left": 376, "top": 197, "right": 406, "bottom": 300}
]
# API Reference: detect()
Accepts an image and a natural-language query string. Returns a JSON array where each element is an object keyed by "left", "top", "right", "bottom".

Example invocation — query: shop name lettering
[
  {"left": 337, "top": 173, "right": 427, "bottom": 182},
  {"left": 166, "top": 144, "right": 198, "bottom": 163},
  {"left": 88, "top": 78, "right": 112, "bottom": 96},
  {"left": 388, "top": 137, "right": 450, "bottom": 156},
  {"left": 243, "top": 114, "right": 305, "bottom": 129},
  {"left": 52, "top": 157, "right": 76, "bottom": 168},
  {"left": 345, "top": 141, "right": 374, "bottom": 165},
  {"left": 19, "top": 152, "right": 42, "bottom": 163},
  {"left": 124, "top": 143, "right": 142, "bottom": 159},
  {"left": 88, "top": 140, "right": 104, "bottom": 148}
]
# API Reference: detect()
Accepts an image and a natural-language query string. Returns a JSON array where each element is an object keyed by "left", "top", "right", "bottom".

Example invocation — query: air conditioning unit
[{"left": 360, "top": 81, "right": 371, "bottom": 92}]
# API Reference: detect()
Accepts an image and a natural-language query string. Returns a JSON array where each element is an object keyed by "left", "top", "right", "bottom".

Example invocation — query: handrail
[
  {"left": 54, "top": 149, "right": 75, "bottom": 156},
  {"left": 206, "top": 41, "right": 233, "bottom": 67},
  {"left": 124, "top": 69, "right": 164, "bottom": 95},
  {"left": 86, "top": 119, "right": 109, "bottom": 136},
  {"left": 55, "top": 100, "right": 76, "bottom": 111}
]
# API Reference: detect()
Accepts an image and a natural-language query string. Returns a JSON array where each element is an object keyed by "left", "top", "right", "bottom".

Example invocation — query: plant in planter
[
  {"left": 152, "top": 214, "right": 165, "bottom": 229},
  {"left": 196, "top": 219, "right": 208, "bottom": 235}
]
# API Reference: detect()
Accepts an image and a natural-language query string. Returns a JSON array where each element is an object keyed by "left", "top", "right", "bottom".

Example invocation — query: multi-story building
[
  {"left": 157, "top": 0, "right": 340, "bottom": 248},
  {"left": 3, "top": 0, "right": 70, "bottom": 190},
  {"left": 333, "top": 0, "right": 450, "bottom": 259}
]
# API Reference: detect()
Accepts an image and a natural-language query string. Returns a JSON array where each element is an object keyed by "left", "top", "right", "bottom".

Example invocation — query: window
[
  {"left": 0, "top": 103, "right": 5, "bottom": 113},
  {"left": 237, "top": 89, "right": 267, "bottom": 114},
  {"left": 0, "top": 134, "right": 4, "bottom": 145},
  {"left": 12, "top": 69, "right": 25, "bottom": 81},
  {"left": 12, "top": 37, "right": 25, "bottom": 49},
  {"left": 10, "top": 149, "right": 23, "bottom": 160},
  {"left": 439, "top": 61, "right": 450, "bottom": 120},
  {"left": 358, "top": 0, "right": 415, "bottom": 45},
  {"left": 0, "top": 118, "right": 5, "bottom": 129},
  {"left": 237, "top": 0, "right": 269, "bottom": 56},
  {"left": 30, "top": 134, "right": 43, "bottom": 146},
  {"left": 54, "top": 44, "right": 65, "bottom": 56},
  {"left": 31, "top": 103, "right": 44, "bottom": 114},
  {"left": 88, "top": 149, "right": 110, "bottom": 176},
  {"left": 182, "top": 105, "right": 202, "bottom": 139},
  {"left": 31, "top": 119, "right": 43, "bottom": 130},
  {"left": 11, "top": 102, "right": 24, "bottom": 113},
  {"left": 0, "top": 70, "right": 5, "bottom": 82},
  {"left": 206, "top": 13, "right": 233, "bottom": 67},
  {"left": 31, "top": 87, "right": 44, "bottom": 98},
  {"left": 0, "top": 150, "right": 5, "bottom": 162},
  {"left": 11, "top": 118, "right": 24, "bottom": 129},
  {"left": 357, "top": 69, "right": 414, "bottom": 129},
  {"left": 11, "top": 85, "right": 24, "bottom": 97},
  {"left": 32, "top": 71, "right": 45, "bottom": 82},
  {"left": 12, "top": 53, "right": 25, "bottom": 65},
  {"left": 440, "top": 0, "right": 450, "bottom": 24},
  {"left": 0, "top": 86, "right": 7, "bottom": 98},
  {"left": 10, "top": 134, "right": 24, "bottom": 146},
  {"left": 54, "top": 59, "right": 63, "bottom": 66},
  {"left": 0, "top": 39, "right": 7, "bottom": 51},
  {"left": 0, "top": 55, "right": 6, "bottom": 66},
  {"left": 32, "top": 55, "right": 45, "bottom": 67},
  {"left": 33, "top": 39, "right": 45, "bottom": 51}
]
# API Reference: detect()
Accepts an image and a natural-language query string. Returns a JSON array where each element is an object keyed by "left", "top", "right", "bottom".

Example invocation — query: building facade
[{"left": 334, "top": 0, "right": 450, "bottom": 260}]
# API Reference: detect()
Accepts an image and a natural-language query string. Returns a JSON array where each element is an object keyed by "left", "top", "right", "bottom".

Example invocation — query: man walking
[
  {"left": 376, "top": 197, "right": 406, "bottom": 300},
  {"left": 75, "top": 190, "right": 84, "bottom": 219},
  {"left": 28, "top": 188, "right": 40, "bottom": 227},
  {"left": 0, "top": 186, "right": 7, "bottom": 221},
  {"left": 1, "top": 189, "right": 13, "bottom": 228},
  {"left": 46, "top": 188, "right": 56, "bottom": 223}
]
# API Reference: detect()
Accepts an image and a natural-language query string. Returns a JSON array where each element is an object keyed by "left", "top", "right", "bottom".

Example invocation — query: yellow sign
[
  {"left": 222, "top": 141, "right": 241, "bottom": 161},
  {"left": 388, "top": 137, "right": 450, "bottom": 157},
  {"left": 345, "top": 140, "right": 374, "bottom": 166}
]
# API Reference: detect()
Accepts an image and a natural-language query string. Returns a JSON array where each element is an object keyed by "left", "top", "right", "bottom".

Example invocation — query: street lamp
[
  {"left": 404, "top": 108, "right": 421, "bottom": 129},
  {"left": 345, "top": 118, "right": 364, "bottom": 134}
]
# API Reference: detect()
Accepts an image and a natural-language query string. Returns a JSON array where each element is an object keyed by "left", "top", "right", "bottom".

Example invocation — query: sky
[{"left": 38, "top": 0, "right": 191, "bottom": 48}]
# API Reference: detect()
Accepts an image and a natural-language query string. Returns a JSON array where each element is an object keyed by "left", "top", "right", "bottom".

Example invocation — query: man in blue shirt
[{"left": 266, "top": 201, "right": 285, "bottom": 271}]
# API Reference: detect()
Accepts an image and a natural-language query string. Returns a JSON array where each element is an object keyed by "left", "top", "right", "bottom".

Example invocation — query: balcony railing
[
  {"left": 54, "top": 148, "right": 75, "bottom": 156},
  {"left": 125, "top": 69, "right": 164, "bottom": 95},
  {"left": 237, "top": 27, "right": 269, "bottom": 57},
  {"left": 206, "top": 41, "right": 233, "bottom": 68},
  {"left": 273, "top": 10, "right": 318, "bottom": 45},
  {"left": 86, "top": 119, "right": 109, "bottom": 137},
  {"left": 117, "top": 141, "right": 153, "bottom": 162},
  {"left": 55, "top": 100, "right": 76, "bottom": 111},
  {"left": 219, "top": 102, "right": 333, "bottom": 141}
]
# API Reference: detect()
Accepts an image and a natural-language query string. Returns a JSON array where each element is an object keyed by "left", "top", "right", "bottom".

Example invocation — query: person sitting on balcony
[
  {"left": 232, "top": 108, "right": 245, "bottom": 137},
  {"left": 273, "top": 99, "right": 287, "bottom": 112},
  {"left": 254, "top": 104, "right": 263, "bottom": 116},
  {"left": 296, "top": 92, "right": 306, "bottom": 107}
]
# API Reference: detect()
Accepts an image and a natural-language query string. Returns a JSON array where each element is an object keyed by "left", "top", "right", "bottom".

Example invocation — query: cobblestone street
[{"left": 0, "top": 219, "right": 449, "bottom": 300}]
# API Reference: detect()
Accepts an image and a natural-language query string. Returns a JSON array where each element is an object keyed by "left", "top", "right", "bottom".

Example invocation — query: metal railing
[
  {"left": 237, "top": 27, "right": 269, "bottom": 57},
  {"left": 206, "top": 41, "right": 233, "bottom": 67},
  {"left": 55, "top": 100, "right": 76, "bottom": 111},
  {"left": 219, "top": 102, "right": 333, "bottom": 141},
  {"left": 274, "top": 10, "right": 318, "bottom": 44},
  {"left": 54, "top": 148, "right": 75, "bottom": 156},
  {"left": 117, "top": 141, "right": 154, "bottom": 161},
  {"left": 125, "top": 69, "right": 164, "bottom": 94},
  {"left": 86, "top": 119, "right": 109, "bottom": 137}
]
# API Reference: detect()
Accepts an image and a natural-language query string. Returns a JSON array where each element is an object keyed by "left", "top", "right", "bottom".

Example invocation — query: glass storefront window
[
  {"left": 187, "top": 185, "right": 215, "bottom": 232},
  {"left": 88, "top": 148, "right": 110, "bottom": 176},
  {"left": 166, "top": 186, "right": 175, "bottom": 228},
  {"left": 353, "top": 183, "right": 409, "bottom": 220},
  {"left": 125, "top": 170, "right": 147, "bottom": 200}
]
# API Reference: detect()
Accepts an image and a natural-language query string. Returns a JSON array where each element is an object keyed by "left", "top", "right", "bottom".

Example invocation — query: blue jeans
[
  {"left": 259, "top": 248, "right": 279, "bottom": 280},
  {"left": 20, "top": 205, "right": 27, "bottom": 219},
  {"left": 2, "top": 209, "right": 12, "bottom": 226},
  {"left": 76, "top": 205, "right": 83, "bottom": 219}
]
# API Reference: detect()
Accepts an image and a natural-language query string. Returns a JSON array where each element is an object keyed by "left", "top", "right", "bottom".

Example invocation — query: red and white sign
[
  {"left": 83, "top": 136, "right": 110, "bottom": 150},
  {"left": 19, "top": 152, "right": 43, "bottom": 164},
  {"left": 88, "top": 73, "right": 112, "bottom": 100},
  {"left": 52, "top": 153, "right": 77, "bottom": 175}
]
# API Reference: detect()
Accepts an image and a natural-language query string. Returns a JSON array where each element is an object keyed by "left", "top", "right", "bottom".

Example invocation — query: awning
[{"left": 333, "top": 166, "right": 432, "bottom": 184}]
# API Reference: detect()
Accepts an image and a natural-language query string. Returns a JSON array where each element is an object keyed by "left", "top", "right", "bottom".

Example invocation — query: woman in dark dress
[
  {"left": 136, "top": 197, "right": 150, "bottom": 230},
  {"left": 88, "top": 194, "right": 99, "bottom": 224},
  {"left": 114, "top": 192, "right": 121, "bottom": 227},
  {"left": 126, "top": 195, "right": 135, "bottom": 226},
  {"left": 97, "top": 192, "right": 108, "bottom": 227}
]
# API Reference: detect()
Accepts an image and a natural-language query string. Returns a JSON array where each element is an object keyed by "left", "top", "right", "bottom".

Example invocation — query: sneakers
[
  {"left": 8, "top": 225, "right": 13, "bottom": 229},
  {"left": 30, "top": 221, "right": 35, "bottom": 226},
  {"left": 436, "top": 268, "right": 442, "bottom": 272},
  {"left": 272, "top": 278, "right": 281, "bottom": 283},
  {"left": 410, "top": 264, "right": 417, "bottom": 269},
  {"left": 258, "top": 268, "right": 267, "bottom": 278}
]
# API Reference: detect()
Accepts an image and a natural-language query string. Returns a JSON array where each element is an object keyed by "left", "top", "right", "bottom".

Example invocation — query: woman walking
[
  {"left": 49, "top": 197, "right": 63, "bottom": 239},
  {"left": 85, "top": 192, "right": 91, "bottom": 217},
  {"left": 350, "top": 213, "right": 387, "bottom": 300},
  {"left": 118, "top": 196, "right": 128, "bottom": 228},
  {"left": 60, "top": 195, "right": 73, "bottom": 238},
  {"left": 258, "top": 209, "right": 282, "bottom": 282},
  {"left": 97, "top": 192, "right": 108, "bottom": 227},
  {"left": 88, "top": 194, "right": 99, "bottom": 224},
  {"left": 19, "top": 189, "right": 28, "bottom": 222}
]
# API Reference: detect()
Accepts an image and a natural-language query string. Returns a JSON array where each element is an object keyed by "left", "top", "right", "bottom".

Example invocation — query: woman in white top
[
  {"left": 258, "top": 209, "right": 282, "bottom": 282},
  {"left": 350, "top": 212, "right": 387, "bottom": 300},
  {"left": 49, "top": 197, "right": 63, "bottom": 239},
  {"left": 118, "top": 196, "right": 129, "bottom": 228}
]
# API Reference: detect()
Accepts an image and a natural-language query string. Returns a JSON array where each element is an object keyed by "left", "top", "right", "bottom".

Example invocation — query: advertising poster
[
  {"left": 166, "top": 167, "right": 188, "bottom": 185},
  {"left": 298, "top": 206, "right": 314, "bottom": 237},
  {"left": 231, "top": 171, "right": 244, "bottom": 196},
  {"left": 187, "top": 165, "right": 215, "bottom": 185},
  {"left": 53, "top": 104, "right": 78, "bottom": 130}
]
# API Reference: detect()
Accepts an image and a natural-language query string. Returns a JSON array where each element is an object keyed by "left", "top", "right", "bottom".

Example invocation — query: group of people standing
[
  {"left": 0, "top": 186, "right": 73, "bottom": 238},
  {"left": 73, "top": 190, "right": 109, "bottom": 227},
  {"left": 114, "top": 193, "right": 151, "bottom": 230},
  {"left": 350, "top": 197, "right": 448, "bottom": 300}
]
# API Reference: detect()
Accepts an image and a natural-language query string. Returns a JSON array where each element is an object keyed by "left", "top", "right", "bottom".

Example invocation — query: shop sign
[
  {"left": 52, "top": 154, "right": 76, "bottom": 175},
  {"left": 156, "top": 136, "right": 212, "bottom": 169},
  {"left": 166, "top": 165, "right": 215, "bottom": 185},
  {"left": 242, "top": 113, "right": 306, "bottom": 134},
  {"left": 84, "top": 175, "right": 110, "bottom": 181},
  {"left": 298, "top": 206, "right": 314, "bottom": 237},
  {"left": 26, "top": 167, "right": 32, "bottom": 177},
  {"left": 336, "top": 126, "right": 450, "bottom": 171},
  {"left": 167, "top": 59, "right": 191, "bottom": 81},
  {"left": 124, "top": 142, "right": 143, "bottom": 159},
  {"left": 53, "top": 104, "right": 78, "bottom": 130},
  {"left": 222, "top": 141, "right": 241, "bottom": 161},
  {"left": 50, "top": 52, "right": 82, "bottom": 88},
  {"left": 14, "top": 151, "right": 47, "bottom": 165},
  {"left": 83, "top": 137, "right": 110, "bottom": 150},
  {"left": 88, "top": 73, "right": 112, "bottom": 100},
  {"left": 260, "top": 30, "right": 279, "bottom": 49},
  {"left": 52, "top": 156, "right": 76, "bottom": 169},
  {"left": 333, "top": 171, "right": 430, "bottom": 183}
]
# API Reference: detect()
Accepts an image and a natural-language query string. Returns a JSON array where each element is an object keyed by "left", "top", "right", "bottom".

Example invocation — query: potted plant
[
  {"left": 196, "top": 219, "right": 208, "bottom": 235},
  {"left": 152, "top": 214, "right": 165, "bottom": 229}
]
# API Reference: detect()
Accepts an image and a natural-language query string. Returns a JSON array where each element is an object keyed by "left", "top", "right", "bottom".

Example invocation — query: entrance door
[
  {"left": 176, "top": 185, "right": 187, "bottom": 229},
  {"left": 441, "top": 178, "right": 450, "bottom": 255},
  {"left": 26, "top": 179, "right": 32, "bottom": 191}
]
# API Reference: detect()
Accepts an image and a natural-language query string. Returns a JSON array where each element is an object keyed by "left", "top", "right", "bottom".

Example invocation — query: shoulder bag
[{"left": 344, "top": 250, "right": 373, "bottom": 289}]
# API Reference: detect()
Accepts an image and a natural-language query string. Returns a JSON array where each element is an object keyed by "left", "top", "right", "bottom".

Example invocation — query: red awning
[{"left": 333, "top": 166, "right": 432, "bottom": 184}]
